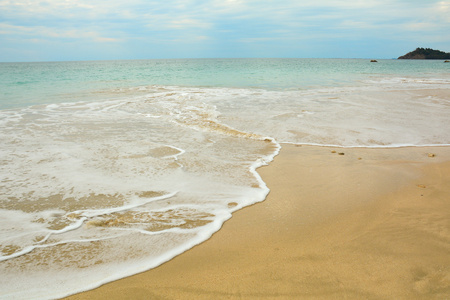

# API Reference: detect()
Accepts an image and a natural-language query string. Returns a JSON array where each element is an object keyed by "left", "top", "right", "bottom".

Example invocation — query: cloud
[
  {"left": 0, "top": 0, "right": 449, "bottom": 61},
  {"left": 166, "top": 18, "right": 212, "bottom": 30},
  {"left": 0, "top": 23, "right": 121, "bottom": 43}
]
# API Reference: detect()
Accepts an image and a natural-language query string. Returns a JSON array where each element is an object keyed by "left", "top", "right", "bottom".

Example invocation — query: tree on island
[{"left": 398, "top": 48, "right": 450, "bottom": 59}]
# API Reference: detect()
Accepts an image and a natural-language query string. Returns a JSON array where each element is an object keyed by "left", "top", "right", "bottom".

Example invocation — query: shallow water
[{"left": 0, "top": 58, "right": 449, "bottom": 299}]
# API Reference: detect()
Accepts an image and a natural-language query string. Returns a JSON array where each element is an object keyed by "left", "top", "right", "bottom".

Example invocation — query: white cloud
[
  {"left": 0, "top": 23, "right": 121, "bottom": 42},
  {"left": 169, "top": 18, "right": 212, "bottom": 30},
  {"left": 432, "top": 1, "right": 450, "bottom": 22}
]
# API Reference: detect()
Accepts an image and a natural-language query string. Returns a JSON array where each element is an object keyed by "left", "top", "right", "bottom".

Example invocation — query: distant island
[{"left": 398, "top": 48, "right": 450, "bottom": 59}]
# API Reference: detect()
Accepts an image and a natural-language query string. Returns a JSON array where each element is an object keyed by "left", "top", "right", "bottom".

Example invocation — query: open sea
[{"left": 0, "top": 58, "right": 449, "bottom": 299}]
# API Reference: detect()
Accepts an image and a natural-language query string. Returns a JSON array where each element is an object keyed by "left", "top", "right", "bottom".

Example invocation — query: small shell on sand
[
  {"left": 427, "top": 153, "right": 436, "bottom": 157},
  {"left": 416, "top": 184, "right": 426, "bottom": 189},
  {"left": 338, "top": 152, "right": 345, "bottom": 155}
]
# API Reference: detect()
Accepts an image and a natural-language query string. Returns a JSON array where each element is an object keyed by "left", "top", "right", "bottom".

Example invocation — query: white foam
[
  {"left": 71, "top": 192, "right": 178, "bottom": 218},
  {"left": 0, "top": 86, "right": 281, "bottom": 299}
]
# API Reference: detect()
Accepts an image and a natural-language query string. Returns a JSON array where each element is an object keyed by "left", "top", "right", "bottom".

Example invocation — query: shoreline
[{"left": 66, "top": 144, "right": 450, "bottom": 299}]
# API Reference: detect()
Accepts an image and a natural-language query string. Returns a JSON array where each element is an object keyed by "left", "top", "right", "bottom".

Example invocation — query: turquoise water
[
  {"left": 0, "top": 59, "right": 449, "bottom": 299},
  {"left": 1, "top": 58, "right": 449, "bottom": 109}
]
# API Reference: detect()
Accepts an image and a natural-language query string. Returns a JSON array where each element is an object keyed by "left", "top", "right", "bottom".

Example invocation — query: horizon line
[{"left": 0, "top": 57, "right": 401, "bottom": 63}]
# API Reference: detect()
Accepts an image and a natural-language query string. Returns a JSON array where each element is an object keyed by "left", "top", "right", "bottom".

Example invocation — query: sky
[{"left": 0, "top": 0, "right": 449, "bottom": 62}]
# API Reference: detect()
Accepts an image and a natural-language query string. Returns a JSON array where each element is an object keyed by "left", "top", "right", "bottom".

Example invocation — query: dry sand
[{"left": 66, "top": 145, "right": 450, "bottom": 299}]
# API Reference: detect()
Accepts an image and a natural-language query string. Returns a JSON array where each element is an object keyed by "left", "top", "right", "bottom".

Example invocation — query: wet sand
[{"left": 66, "top": 145, "right": 450, "bottom": 299}]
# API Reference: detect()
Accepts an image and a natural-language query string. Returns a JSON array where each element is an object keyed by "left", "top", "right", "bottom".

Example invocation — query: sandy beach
[{"left": 66, "top": 144, "right": 450, "bottom": 299}]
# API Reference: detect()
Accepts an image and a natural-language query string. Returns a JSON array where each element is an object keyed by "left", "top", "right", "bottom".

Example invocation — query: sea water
[{"left": 0, "top": 58, "right": 449, "bottom": 299}]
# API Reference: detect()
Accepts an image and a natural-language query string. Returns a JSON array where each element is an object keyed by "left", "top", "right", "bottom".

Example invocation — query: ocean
[{"left": 0, "top": 58, "right": 449, "bottom": 299}]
